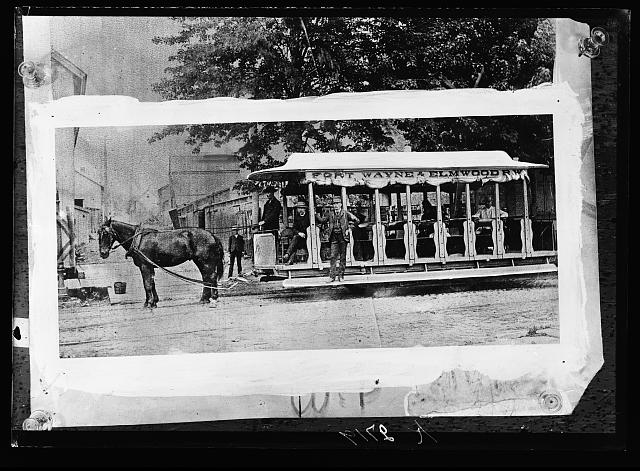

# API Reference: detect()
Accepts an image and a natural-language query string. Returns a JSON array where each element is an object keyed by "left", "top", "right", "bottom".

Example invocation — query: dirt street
[{"left": 59, "top": 258, "right": 559, "bottom": 358}]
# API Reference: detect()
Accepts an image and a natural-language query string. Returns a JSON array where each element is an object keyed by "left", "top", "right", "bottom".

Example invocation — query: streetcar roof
[{"left": 247, "top": 151, "right": 548, "bottom": 181}]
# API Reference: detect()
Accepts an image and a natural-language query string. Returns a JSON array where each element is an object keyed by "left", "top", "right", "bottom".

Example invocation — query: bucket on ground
[{"left": 113, "top": 281, "right": 127, "bottom": 294}]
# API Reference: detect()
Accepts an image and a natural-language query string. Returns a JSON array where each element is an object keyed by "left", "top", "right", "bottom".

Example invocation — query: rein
[
  {"left": 129, "top": 246, "right": 239, "bottom": 291},
  {"left": 105, "top": 223, "right": 238, "bottom": 291}
]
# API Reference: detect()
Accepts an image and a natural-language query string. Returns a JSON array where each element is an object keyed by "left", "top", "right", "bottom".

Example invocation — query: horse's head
[{"left": 98, "top": 218, "right": 115, "bottom": 259}]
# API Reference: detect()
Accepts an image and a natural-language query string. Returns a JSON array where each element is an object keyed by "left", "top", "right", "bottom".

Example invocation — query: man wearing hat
[
  {"left": 228, "top": 225, "right": 245, "bottom": 278},
  {"left": 283, "top": 200, "right": 323, "bottom": 265},
  {"left": 316, "top": 196, "right": 360, "bottom": 282},
  {"left": 258, "top": 186, "right": 282, "bottom": 238}
]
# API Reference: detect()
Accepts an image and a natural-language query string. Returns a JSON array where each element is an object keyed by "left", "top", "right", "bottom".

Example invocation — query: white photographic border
[{"left": 22, "top": 18, "right": 603, "bottom": 426}]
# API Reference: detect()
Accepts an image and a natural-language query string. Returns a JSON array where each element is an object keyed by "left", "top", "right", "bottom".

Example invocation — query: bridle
[
  {"left": 100, "top": 223, "right": 138, "bottom": 253},
  {"left": 99, "top": 226, "right": 115, "bottom": 252}
]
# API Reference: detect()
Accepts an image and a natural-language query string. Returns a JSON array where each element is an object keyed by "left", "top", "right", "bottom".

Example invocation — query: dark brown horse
[{"left": 98, "top": 219, "right": 224, "bottom": 308}]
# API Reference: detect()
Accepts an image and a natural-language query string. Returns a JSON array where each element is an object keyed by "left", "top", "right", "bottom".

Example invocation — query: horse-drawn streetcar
[{"left": 248, "top": 150, "right": 557, "bottom": 288}]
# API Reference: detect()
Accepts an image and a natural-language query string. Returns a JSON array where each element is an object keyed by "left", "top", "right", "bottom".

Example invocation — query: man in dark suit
[
  {"left": 316, "top": 196, "right": 360, "bottom": 282},
  {"left": 258, "top": 186, "right": 282, "bottom": 236},
  {"left": 283, "top": 200, "right": 325, "bottom": 265},
  {"left": 228, "top": 226, "right": 245, "bottom": 278}
]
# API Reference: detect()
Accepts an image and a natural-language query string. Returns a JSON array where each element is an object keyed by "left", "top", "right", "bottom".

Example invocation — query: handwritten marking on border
[
  {"left": 338, "top": 423, "right": 398, "bottom": 447},
  {"left": 379, "top": 424, "right": 395, "bottom": 442},
  {"left": 365, "top": 424, "right": 378, "bottom": 442},
  {"left": 413, "top": 419, "right": 438, "bottom": 445},
  {"left": 338, "top": 430, "right": 358, "bottom": 446}
]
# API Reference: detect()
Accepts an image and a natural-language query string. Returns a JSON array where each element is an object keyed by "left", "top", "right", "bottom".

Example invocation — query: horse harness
[
  {"left": 125, "top": 225, "right": 145, "bottom": 258},
  {"left": 107, "top": 224, "right": 238, "bottom": 291},
  {"left": 107, "top": 224, "right": 153, "bottom": 258}
]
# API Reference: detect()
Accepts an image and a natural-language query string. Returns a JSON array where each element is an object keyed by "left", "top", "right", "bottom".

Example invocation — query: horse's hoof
[
  {"left": 208, "top": 300, "right": 219, "bottom": 308},
  {"left": 199, "top": 299, "right": 210, "bottom": 305}
]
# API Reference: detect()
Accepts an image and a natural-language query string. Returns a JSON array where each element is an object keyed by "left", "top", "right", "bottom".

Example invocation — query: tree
[
  {"left": 151, "top": 17, "right": 555, "bottom": 191},
  {"left": 362, "top": 17, "right": 555, "bottom": 164},
  {"left": 150, "top": 18, "right": 393, "bottom": 180},
  {"left": 364, "top": 17, "right": 553, "bottom": 91}
]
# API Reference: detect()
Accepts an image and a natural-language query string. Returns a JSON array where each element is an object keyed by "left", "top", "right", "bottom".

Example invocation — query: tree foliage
[{"left": 150, "top": 17, "right": 555, "bottom": 190}]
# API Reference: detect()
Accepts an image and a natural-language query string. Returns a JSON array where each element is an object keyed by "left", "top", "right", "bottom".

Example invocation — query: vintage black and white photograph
[
  {"left": 49, "top": 17, "right": 561, "bottom": 359},
  {"left": 16, "top": 9, "right": 617, "bottom": 429},
  {"left": 14, "top": 1, "right": 626, "bottom": 435}
]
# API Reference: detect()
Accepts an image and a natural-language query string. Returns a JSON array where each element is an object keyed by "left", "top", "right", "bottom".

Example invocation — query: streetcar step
[{"left": 281, "top": 263, "right": 557, "bottom": 288}]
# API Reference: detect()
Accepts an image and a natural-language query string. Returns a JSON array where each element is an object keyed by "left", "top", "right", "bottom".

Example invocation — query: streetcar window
[
  {"left": 346, "top": 190, "right": 375, "bottom": 262},
  {"left": 380, "top": 186, "right": 408, "bottom": 260},
  {"left": 503, "top": 180, "right": 526, "bottom": 254},
  {"left": 409, "top": 184, "right": 437, "bottom": 259}
]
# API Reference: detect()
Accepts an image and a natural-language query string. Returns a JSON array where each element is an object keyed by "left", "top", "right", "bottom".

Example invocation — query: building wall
[
  {"left": 158, "top": 184, "right": 171, "bottom": 210},
  {"left": 157, "top": 184, "right": 172, "bottom": 225},
  {"left": 167, "top": 154, "right": 249, "bottom": 208},
  {"left": 73, "top": 206, "right": 92, "bottom": 246},
  {"left": 51, "top": 51, "right": 91, "bottom": 261},
  {"left": 161, "top": 153, "right": 252, "bottom": 229},
  {"left": 52, "top": 58, "right": 81, "bottom": 219},
  {"left": 174, "top": 186, "right": 271, "bottom": 257},
  {"left": 74, "top": 143, "right": 104, "bottom": 213}
]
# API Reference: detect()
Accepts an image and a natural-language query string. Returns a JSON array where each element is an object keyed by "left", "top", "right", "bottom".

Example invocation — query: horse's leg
[
  {"left": 210, "top": 270, "right": 219, "bottom": 302},
  {"left": 150, "top": 267, "right": 159, "bottom": 307},
  {"left": 140, "top": 264, "right": 155, "bottom": 308},
  {"left": 194, "top": 260, "right": 212, "bottom": 304},
  {"left": 151, "top": 282, "right": 159, "bottom": 305},
  {"left": 194, "top": 261, "right": 218, "bottom": 305}
]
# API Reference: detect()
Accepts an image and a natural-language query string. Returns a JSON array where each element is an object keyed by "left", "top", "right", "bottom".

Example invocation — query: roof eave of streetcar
[{"left": 247, "top": 151, "right": 548, "bottom": 181}]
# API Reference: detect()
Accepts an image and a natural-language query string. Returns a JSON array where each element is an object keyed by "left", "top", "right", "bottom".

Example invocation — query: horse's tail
[{"left": 215, "top": 237, "right": 224, "bottom": 281}]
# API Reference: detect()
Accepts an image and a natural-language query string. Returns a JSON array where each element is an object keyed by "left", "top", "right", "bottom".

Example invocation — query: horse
[{"left": 98, "top": 218, "right": 224, "bottom": 308}]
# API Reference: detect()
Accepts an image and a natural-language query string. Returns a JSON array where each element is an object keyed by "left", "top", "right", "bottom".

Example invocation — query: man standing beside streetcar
[{"left": 227, "top": 225, "right": 245, "bottom": 278}]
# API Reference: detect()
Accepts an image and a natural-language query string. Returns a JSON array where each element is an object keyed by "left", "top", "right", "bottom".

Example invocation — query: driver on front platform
[{"left": 258, "top": 186, "right": 282, "bottom": 237}]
